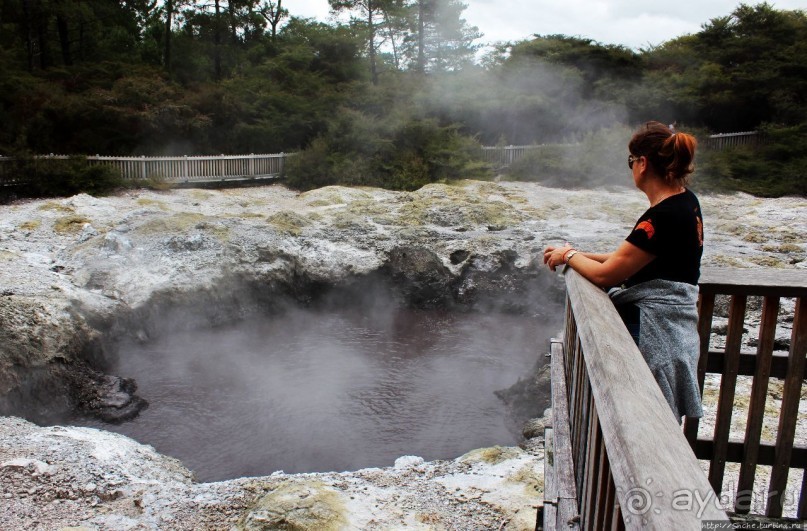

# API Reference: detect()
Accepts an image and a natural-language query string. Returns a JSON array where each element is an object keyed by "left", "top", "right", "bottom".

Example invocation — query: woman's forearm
[
  {"left": 544, "top": 243, "right": 654, "bottom": 288},
  {"left": 581, "top": 252, "right": 611, "bottom": 263}
]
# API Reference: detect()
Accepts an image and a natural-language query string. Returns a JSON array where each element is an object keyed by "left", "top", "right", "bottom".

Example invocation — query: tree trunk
[
  {"left": 271, "top": 0, "right": 281, "bottom": 40},
  {"left": 381, "top": 7, "right": 399, "bottom": 70},
  {"left": 55, "top": 4, "right": 72, "bottom": 66},
  {"left": 164, "top": 0, "right": 173, "bottom": 71},
  {"left": 21, "top": 0, "right": 34, "bottom": 71},
  {"left": 36, "top": 8, "right": 50, "bottom": 69},
  {"left": 368, "top": 1, "right": 377, "bottom": 84},
  {"left": 214, "top": 0, "right": 222, "bottom": 80},
  {"left": 417, "top": 0, "right": 425, "bottom": 73}
]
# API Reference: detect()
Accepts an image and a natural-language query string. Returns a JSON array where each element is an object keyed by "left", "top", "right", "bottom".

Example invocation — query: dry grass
[
  {"left": 53, "top": 215, "right": 91, "bottom": 234},
  {"left": 18, "top": 220, "right": 41, "bottom": 231},
  {"left": 37, "top": 202, "right": 74, "bottom": 213}
]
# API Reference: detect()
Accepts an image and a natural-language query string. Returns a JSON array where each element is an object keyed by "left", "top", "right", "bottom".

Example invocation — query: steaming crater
[
  {"left": 1, "top": 182, "right": 804, "bottom": 529},
  {"left": 73, "top": 291, "right": 555, "bottom": 481}
]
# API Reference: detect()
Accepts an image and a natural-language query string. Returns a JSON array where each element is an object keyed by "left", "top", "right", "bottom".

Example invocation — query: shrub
[
  {"left": 504, "top": 124, "right": 633, "bottom": 189},
  {"left": 3, "top": 154, "right": 126, "bottom": 198},
  {"left": 696, "top": 124, "right": 807, "bottom": 197},
  {"left": 285, "top": 108, "right": 491, "bottom": 191}
]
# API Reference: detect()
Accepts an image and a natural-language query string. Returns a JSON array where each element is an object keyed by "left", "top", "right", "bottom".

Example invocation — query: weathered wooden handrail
[
  {"left": 547, "top": 268, "right": 728, "bottom": 529},
  {"left": 687, "top": 267, "right": 807, "bottom": 519}
]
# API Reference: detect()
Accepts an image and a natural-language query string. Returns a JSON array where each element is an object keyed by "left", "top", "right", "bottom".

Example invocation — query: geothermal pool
[{"left": 72, "top": 303, "right": 552, "bottom": 482}]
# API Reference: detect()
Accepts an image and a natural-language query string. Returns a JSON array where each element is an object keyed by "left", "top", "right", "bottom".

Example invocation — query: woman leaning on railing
[{"left": 543, "top": 120, "right": 703, "bottom": 424}]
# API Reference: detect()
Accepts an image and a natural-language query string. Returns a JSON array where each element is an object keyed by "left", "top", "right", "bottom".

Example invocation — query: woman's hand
[{"left": 543, "top": 245, "right": 574, "bottom": 272}]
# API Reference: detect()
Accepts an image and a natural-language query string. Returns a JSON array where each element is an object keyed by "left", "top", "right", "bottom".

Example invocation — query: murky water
[{"left": 74, "top": 304, "right": 552, "bottom": 482}]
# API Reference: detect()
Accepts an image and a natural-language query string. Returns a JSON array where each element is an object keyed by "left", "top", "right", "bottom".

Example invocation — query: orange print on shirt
[
  {"left": 696, "top": 216, "right": 704, "bottom": 247},
  {"left": 636, "top": 219, "right": 655, "bottom": 239}
]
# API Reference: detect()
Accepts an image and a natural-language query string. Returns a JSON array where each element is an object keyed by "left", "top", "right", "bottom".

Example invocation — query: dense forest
[{"left": 0, "top": 1, "right": 805, "bottom": 196}]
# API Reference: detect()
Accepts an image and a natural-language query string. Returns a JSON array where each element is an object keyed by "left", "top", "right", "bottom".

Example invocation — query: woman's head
[{"left": 628, "top": 121, "right": 697, "bottom": 185}]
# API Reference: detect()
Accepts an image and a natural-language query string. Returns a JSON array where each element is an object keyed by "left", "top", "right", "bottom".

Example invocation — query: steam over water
[{"left": 74, "top": 303, "right": 552, "bottom": 482}]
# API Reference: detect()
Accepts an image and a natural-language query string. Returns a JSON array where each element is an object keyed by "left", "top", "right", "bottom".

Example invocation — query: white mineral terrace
[{"left": 0, "top": 181, "right": 805, "bottom": 529}]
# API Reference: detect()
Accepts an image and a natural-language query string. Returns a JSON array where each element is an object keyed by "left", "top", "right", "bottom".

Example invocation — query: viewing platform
[{"left": 541, "top": 267, "right": 807, "bottom": 530}]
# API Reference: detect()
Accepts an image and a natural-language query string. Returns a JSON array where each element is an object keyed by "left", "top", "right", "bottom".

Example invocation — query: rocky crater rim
[
  {"left": 1, "top": 247, "right": 562, "bottom": 426},
  {"left": 0, "top": 183, "right": 805, "bottom": 528}
]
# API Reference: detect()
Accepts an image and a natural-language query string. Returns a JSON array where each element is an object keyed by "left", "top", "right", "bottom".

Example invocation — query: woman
[{"left": 543, "top": 121, "right": 704, "bottom": 422}]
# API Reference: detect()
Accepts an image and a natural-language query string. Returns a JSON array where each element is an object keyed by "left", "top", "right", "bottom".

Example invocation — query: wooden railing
[
  {"left": 0, "top": 132, "right": 760, "bottom": 185},
  {"left": 482, "top": 132, "right": 760, "bottom": 171},
  {"left": 544, "top": 268, "right": 729, "bottom": 530},
  {"left": 480, "top": 145, "right": 546, "bottom": 168},
  {"left": 702, "top": 131, "right": 762, "bottom": 151},
  {"left": 0, "top": 153, "right": 288, "bottom": 184},
  {"left": 89, "top": 153, "right": 287, "bottom": 182},
  {"left": 544, "top": 267, "right": 807, "bottom": 529},
  {"left": 685, "top": 268, "right": 807, "bottom": 520}
]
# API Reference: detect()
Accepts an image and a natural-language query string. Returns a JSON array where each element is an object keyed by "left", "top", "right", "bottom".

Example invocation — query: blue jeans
[{"left": 616, "top": 302, "right": 641, "bottom": 346}]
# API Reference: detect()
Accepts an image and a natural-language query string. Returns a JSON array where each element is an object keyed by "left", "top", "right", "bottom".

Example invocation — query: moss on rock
[
  {"left": 459, "top": 446, "right": 523, "bottom": 465},
  {"left": 133, "top": 213, "right": 231, "bottom": 240},
  {"left": 266, "top": 211, "right": 311, "bottom": 236},
  {"left": 238, "top": 481, "right": 347, "bottom": 531},
  {"left": 53, "top": 215, "right": 92, "bottom": 233},
  {"left": 509, "top": 463, "right": 544, "bottom": 497},
  {"left": 18, "top": 220, "right": 41, "bottom": 231},
  {"left": 37, "top": 201, "right": 74, "bottom": 213}
]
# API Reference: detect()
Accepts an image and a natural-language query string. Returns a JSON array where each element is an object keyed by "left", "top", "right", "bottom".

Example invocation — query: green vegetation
[
  {"left": 505, "top": 125, "right": 633, "bottom": 189},
  {"left": 5, "top": 153, "right": 125, "bottom": 198},
  {"left": 0, "top": 1, "right": 804, "bottom": 197}
]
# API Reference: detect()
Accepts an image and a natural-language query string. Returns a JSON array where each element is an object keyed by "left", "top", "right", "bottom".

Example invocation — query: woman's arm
[
  {"left": 543, "top": 242, "right": 654, "bottom": 287},
  {"left": 543, "top": 246, "right": 611, "bottom": 263},
  {"left": 581, "top": 252, "right": 611, "bottom": 263}
]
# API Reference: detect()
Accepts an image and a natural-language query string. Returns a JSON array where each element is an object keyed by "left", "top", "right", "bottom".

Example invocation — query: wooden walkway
[{"left": 542, "top": 267, "right": 807, "bottom": 530}]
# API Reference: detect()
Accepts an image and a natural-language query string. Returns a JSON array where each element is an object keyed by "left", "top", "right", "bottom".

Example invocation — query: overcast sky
[{"left": 289, "top": 0, "right": 806, "bottom": 50}]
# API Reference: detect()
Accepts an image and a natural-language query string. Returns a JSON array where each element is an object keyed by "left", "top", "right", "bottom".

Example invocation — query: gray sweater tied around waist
[{"left": 608, "top": 279, "right": 704, "bottom": 421}]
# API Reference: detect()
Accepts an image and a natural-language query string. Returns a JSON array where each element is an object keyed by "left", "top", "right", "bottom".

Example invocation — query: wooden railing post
[
  {"left": 550, "top": 269, "right": 730, "bottom": 529},
  {"left": 688, "top": 268, "right": 807, "bottom": 520}
]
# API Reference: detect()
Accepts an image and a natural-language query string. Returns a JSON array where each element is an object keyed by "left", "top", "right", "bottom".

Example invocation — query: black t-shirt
[{"left": 624, "top": 188, "right": 704, "bottom": 286}]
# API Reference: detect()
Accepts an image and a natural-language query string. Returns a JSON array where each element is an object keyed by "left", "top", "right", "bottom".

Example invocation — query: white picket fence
[
  {"left": 482, "top": 132, "right": 761, "bottom": 168},
  {"left": 0, "top": 153, "right": 288, "bottom": 185},
  {"left": 0, "top": 131, "right": 760, "bottom": 185},
  {"left": 91, "top": 153, "right": 288, "bottom": 182},
  {"left": 480, "top": 145, "right": 546, "bottom": 167},
  {"left": 701, "top": 131, "right": 760, "bottom": 150}
]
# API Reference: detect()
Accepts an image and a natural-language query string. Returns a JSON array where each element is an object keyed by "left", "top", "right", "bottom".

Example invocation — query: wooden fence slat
[
  {"left": 574, "top": 359, "right": 590, "bottom": 502},
  {"left": 767, "top": 297, "right": 807, "bottom": 517},
  {"left": 685, "top": 292, "right": 716, "bottom": 446},
  {"left": 582, "top": 401, "right": 599, "bottom": 529},
  {"left": 704, "top": 350, "right": 803, "bottom": 380},
  {"left": 592, "top": 424, "right": 609, "bottom": 531},
  {"left": 735, "top": 296, "right": 780, "bottom": 514},
  {"left": 692, "top": 439, "right": 807, "bottom": 468},
  {"left": 700, "top": 268, "right": 807, "bottom": 298},
  {"left": 563, "top": 269, "right": 728, "bottom": 528},
  {"left": 602, "top": 465, "right": 616, "bottom": 531},
  {"left": 549, "top": 339, "right": 581, "bottom": 530},
  {"left": 710, "top": 294, "right": 747, "bottom": 494},
  {"left": 544, "top": 424, "right": 557, "bottom": 531}
]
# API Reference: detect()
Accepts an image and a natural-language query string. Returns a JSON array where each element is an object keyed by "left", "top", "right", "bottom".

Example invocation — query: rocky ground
[{"left": 0, "top": 180, "right": 805, "bottom": 529}]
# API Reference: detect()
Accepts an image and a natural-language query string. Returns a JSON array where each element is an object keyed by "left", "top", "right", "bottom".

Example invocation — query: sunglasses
[{"left": 628, "top": 154, "right": 641, "bottom": 169}]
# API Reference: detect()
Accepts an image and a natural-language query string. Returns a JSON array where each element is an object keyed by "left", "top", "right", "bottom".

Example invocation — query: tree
[
  {"left": 407, "top": 0, "right": 481, "bottom": 73},
  {"left": 6, "top": 0, "right": 151, "bottom": 70},
  {"left": 329, "top": 0, "right": 403, "bottom": 84},
  {"left": 641, "top": 2, "right": 807, "bottom": 131},
  {"left": 259, "top": 0, "right": 288, "bottom": 40}
]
